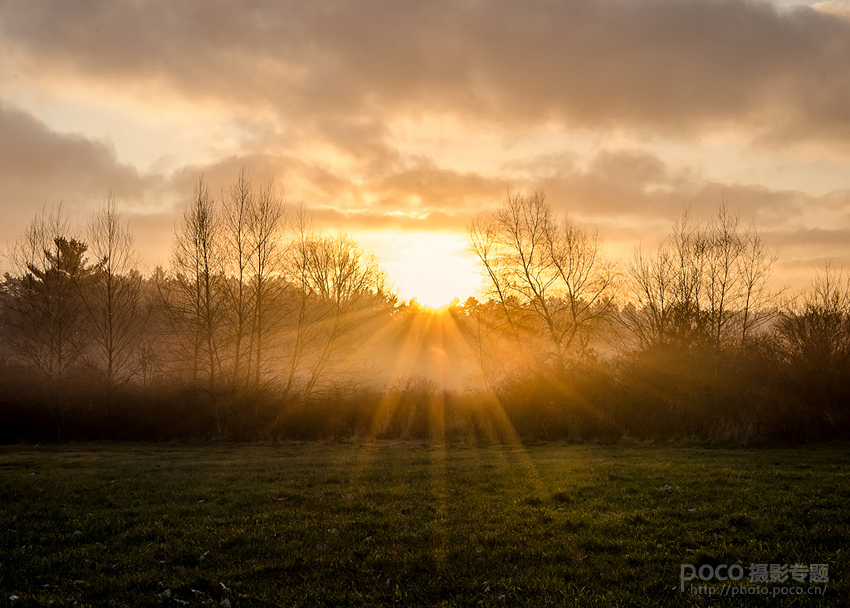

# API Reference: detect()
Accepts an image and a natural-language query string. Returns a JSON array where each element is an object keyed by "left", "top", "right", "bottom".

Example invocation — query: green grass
[{"left": 0, "top": 442, "right": 848, "bottom": 606}]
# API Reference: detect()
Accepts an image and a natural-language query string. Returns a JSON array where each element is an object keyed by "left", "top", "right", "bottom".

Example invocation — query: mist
[{"left": 1, "top": 173, "right": 848, "bottom": 444}]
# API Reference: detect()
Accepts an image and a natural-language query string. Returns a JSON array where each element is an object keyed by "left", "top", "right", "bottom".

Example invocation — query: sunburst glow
[{"left": 359, "top": 231, "right": 482, "bottom": 308}]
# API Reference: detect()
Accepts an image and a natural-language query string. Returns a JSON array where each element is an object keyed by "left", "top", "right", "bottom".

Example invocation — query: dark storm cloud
[{"left": 2, "top": 0, "right": 850, "bottom": 148}]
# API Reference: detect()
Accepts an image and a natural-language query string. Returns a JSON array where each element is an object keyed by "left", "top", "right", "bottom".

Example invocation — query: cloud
[
  {"left": 172, "top": 144, "right": 848, "bottom": 251},
  {"left": 310, "top": 208, "right": 471, "bottom": 234},
  {"left": 3, "top": 0, "right": 850, "bottom": 288},
  {"left": 770, "top": 226, "right": 850, "bottom": 285},
  {"left": 503, "top": 147, "right": 812, "bottom": 231},
  {"left": 3, "top": 0, "right": 850, "bottom": 151},
  {"left": 769, "top": 226, "right": 850, "bottom": 249},
  {"left": 0, "top": 100, "right": 152, "bottom": 200},
  {"left": 2, "top": 99, "right": 849, "bottom": 288},
  {"left": 812, "top": 0, "right": 850, "bottom": 19},
  {"left": 369, "top": 156, "right": 506, "bottom": 213},
  {"left": 2, "top": 96, "right": 843, "bottom": 262},
  {"left": 0, "top": 100, "right": 165, "bottom": 258}
]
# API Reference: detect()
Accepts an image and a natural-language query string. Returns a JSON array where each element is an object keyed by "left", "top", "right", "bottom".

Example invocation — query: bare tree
[
  {"left": 624, "top": 205, "right": 777, "bottom": 350},
  {"left": 622, "top": 246, "right": 676, "bottom": 348},
  {"left": 305, "top": 236, "right": 386, "bottom": 398},
  {"left": 777, "top": 265, "right": 850, "bottom": 413},
  {"left": 279, "top": 207, "right": 313, "bottom": 399},
  {"left": 221, "top": 168, "right": 255, "bottom": 388},
  {"left": 738, "top": 222, "right": 779, "bottom": 346},
  {"left": 245, "top": 177, "right": 287, "bottom": 390},
  {"left": 79, "top": 193, "right": 146, "bottom": 420},
  {"left": 453, "top": 296, "right": 516, "bottom": 390},
  {"left": 281, "top": 214, "right": 388, "bottom": 404},
  {"left": 468, "top": 190, "right": 616, "bottom": 377},
  {"left": 216, "top": 168, "right": 290, "bottom": 393},
  {"left": 161, "top": 176, "right": 228, "bottom": 434}
]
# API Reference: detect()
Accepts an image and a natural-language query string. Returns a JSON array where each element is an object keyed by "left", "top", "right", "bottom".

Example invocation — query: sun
[{"left": 356, "top": 230, "right": 482, "bottom": 308}]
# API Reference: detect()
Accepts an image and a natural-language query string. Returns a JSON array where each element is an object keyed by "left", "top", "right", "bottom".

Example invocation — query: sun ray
[{"left": 343, "top": 310, "right": 441, "bottom": 489}]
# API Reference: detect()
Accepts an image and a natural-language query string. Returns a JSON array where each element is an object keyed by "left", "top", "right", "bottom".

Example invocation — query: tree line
[
  {"left": 0, "top": 170, "right": 391, "bottom": 440},
  {"left": 1, "top": 176, "right": 848, "bottom": 443},
  {"left": 463, "top": 191, "right": 849, "bottom": 442}
]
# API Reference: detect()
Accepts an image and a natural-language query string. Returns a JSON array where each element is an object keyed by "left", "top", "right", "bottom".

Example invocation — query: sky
[{"left": 1, "top": 0, "right": 849, "bottom": 306}]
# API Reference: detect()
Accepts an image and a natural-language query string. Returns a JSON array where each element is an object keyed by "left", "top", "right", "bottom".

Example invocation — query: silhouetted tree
[
  {"left": 221, "top": 168, "right": 254, "bottom": 388},
  {"left": 3, "top": 205, "right": 90, "bottom": 437},
  {"left": 289, "top": 227, "right": 389, "bottom": 401},
  {"left": 244, "top": 174, "right": 287, "bottom": 390},
  {"left": 469, "top": 191, "right": 616, "bottom": 378},
  {"left": 777, "top": 265, "right": 850, "bottom": 427},
  {"left": 161, "top": 177, "right": 228, "bottom": 435},
  {"left": 624, "top": 206, "right": 777, "bottom": 350},
  {"left": 78, "top": 193, "right": 147, "bottom": 422}
]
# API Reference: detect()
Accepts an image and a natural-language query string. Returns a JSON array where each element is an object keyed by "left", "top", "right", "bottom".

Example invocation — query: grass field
[{"left": 0, "top": 442, "right": 848, "bottom": 607}]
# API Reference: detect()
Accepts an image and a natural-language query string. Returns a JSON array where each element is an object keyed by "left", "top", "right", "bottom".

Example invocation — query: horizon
[{"left": 1, "top": 193, "right": 839, "bottom": 310}]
